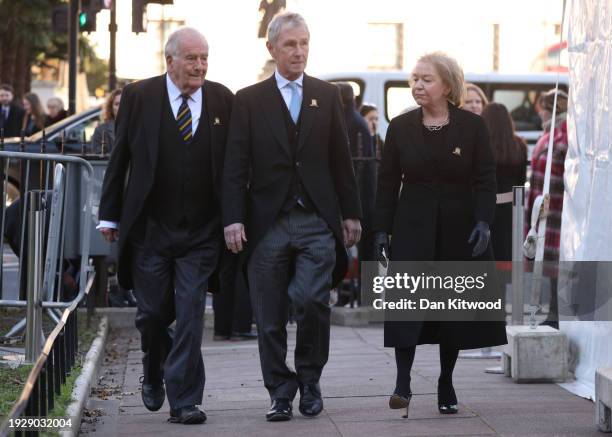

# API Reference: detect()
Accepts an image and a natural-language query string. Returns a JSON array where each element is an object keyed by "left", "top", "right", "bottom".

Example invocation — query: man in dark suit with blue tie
[
  {"left": 98, "top": 27, "right": 233, "bottom": 425},
  {"left": 223, "top": 12, "right": 362, "bottom": 422}
]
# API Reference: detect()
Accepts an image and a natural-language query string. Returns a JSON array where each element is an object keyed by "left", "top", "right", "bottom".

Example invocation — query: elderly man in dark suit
[
  {"left": 98, "top": 27, "right": 233, "bottom": 425},
  {"left": 223, "top": 12, "right": 362, "bottom": 422},
  {"left": 0, "top": 84, "right": 25, "bottom": 138}
]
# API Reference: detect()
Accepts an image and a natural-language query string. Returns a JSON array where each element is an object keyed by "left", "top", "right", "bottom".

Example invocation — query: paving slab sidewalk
[{"left": 78, "top": 324, "right": 597, "bottom": 437}]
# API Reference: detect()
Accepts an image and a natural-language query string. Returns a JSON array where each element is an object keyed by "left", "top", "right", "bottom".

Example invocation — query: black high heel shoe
[
  {"left": 389, "top": 392, "right": 412, "bottom": 418},
  {"left": 437, "top": 381, "right": 458, "bottom": 414}
]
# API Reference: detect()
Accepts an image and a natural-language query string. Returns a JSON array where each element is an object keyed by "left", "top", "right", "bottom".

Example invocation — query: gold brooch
[
  {"left": 214, "top": 117, "right": 221, "bottom": 125},
  {"left": 310, "top": 99, "right": 318, "bottom": 107},
  {"left": 452, "top": 147, "right": 461, "bottom": 156}
]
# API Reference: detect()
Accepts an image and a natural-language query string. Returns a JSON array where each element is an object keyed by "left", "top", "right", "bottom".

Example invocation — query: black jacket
[
  {"left": 222, "top": 74, "right": 362, "bottom": 287},
  {"left": 0, "top": 103, "right": 25, "bottom": 138},
  {"left": 373, "top": 104, "right": 507, "bottom": 349},
  {"left": 374, "top": 104, "right": 496, "bottom": 261},
  {"left": 98, "top": 75, "right": 233, "bottom": 289}
]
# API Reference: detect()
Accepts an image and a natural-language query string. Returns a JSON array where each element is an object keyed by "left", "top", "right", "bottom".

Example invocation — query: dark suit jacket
[
  {"left": 1, "top": 103, "right": 25, "bottom": 138},
  {"left": 222, "top": 73, "right": 362, "bottom": 287},
  {"left": 98, "top": 74, "right": 233, "bottom": 290}
]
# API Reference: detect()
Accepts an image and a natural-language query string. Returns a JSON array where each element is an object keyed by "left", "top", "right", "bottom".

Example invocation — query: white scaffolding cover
[{"left": 559, "top": 0, "right": 612, "bottom": 399}]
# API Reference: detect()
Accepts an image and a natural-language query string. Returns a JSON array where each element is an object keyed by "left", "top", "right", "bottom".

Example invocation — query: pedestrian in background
[
  {"left": 0, "top": 84, "right": 25, "bottom": 137},
  {"left": 360, "top": 103, "right": 384, "bottom": 158},
  {"left": 45, "top": 97, "right": 68, "bottom": 126},
  {"left": 482, "top": 102, "right": 527, "bottom": 262},
  {"left": 463, "top": 83, "right": 488, "bottom": 116},
  {"left": 91, "top": 88, "right": 122, "bottom": 154},
  {"left": 373, "top": 52, "right": 506, "bottom": 418},
  {"left": 212, "top": 251, "right": 256, "bottom": 341},
  {"left": 526, "top": 89, "right": 569, "bottom": 329},
  {"left": 21, "top": 92, "right": 46, "bottom": 136},
  {"left": 337, "top": 82, "right": 375, "bottom": 305}
]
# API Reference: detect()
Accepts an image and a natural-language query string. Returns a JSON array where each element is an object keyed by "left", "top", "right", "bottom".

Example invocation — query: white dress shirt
[
  {"left": 97, "top": 74, "right": 204, "bottom": 231},
  {"left": 275, "top": 69, "right": 303, "bottom": 111}
]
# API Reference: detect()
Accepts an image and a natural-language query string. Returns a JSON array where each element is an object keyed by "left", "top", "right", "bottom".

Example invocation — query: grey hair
[
  {"left": 47, "top": 97, "right": 64, "bottom": 109},
  {"left": 164, "top": 27, "right": 207, "bottom": 59},
  {"left": 267, "top": 11, "right": 309, "bottom": 45}
]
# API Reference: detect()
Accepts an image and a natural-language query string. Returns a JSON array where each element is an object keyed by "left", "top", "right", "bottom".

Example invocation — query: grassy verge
[
  {"left": 0, "top": 309, "right": 101, "bottom": 435},
  {"left": 0, "top": 365, "right": 32, "bottom": 417}
]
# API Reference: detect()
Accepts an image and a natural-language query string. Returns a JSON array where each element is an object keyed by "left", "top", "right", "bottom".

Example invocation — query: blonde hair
[
  {"left": 465, "top": 83, "right": 489, "bottom": 106},
  {"left": 414, "top": 52, "right": 465, "bottom": 106}
]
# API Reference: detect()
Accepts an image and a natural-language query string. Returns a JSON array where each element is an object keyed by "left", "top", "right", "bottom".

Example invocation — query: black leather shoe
[
  {"left": 299, "top": 383, "right": 323, "bottom": 417},
  {"left": 266, "top": 398, "right": 293, "bottom": 422},
  {"left": 141, "top": 380, "right": 165, "bottom": 412},
  {"left": 437, "top": 380, "right": 458, "bottom": 414},
  {"left": 168, "top": 406, "right": 207, "bottom": 424}
]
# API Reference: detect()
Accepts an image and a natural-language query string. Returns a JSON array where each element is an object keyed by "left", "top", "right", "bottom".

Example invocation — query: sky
[{"left": 87, "top": 0, "right": 566, "bottom": 92}]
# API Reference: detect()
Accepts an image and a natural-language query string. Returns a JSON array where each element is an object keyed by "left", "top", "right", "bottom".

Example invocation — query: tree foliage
[{"left": 0, "top": 0, "right": 107, "bottom": 97}]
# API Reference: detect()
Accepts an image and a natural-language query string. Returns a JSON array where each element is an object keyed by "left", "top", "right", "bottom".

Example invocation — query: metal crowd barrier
[
  {"left": 0, "top": 151, "right": 95, "bottom": 360},
  {"left": 0, "top": 273, "right": 95, "bottom": 437}
]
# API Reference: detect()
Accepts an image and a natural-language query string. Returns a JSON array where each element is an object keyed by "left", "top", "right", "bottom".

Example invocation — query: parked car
[
  {"left": 0, "top": 106, "right": 103, "bottom": 205},
  {"left": 321, "top": 71, "right": 569, "bottom": 150}
]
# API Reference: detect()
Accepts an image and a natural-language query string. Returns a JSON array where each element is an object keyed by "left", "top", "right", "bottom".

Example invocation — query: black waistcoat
[
  {"left": 147, "top": 89, "right": 215, "bottom": 228},
  {"left": 277, "top": 90, "right": 314, "bottom": 212}
]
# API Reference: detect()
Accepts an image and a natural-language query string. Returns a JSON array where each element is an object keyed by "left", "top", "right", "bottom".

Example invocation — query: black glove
[
  {"left": 468, "top": 221, "right": 490, "bottom": 258},
  {"left": 374, "top": 232, "right": 390, "bottom": 267}
]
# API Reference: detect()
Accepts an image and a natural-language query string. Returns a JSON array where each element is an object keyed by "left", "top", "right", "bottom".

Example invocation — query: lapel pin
[
  {"left": 214, "top": 117, "right": 221, "bottom": 125},
  {"left": 452, "top": 147, "right": 461, "bottom": 156},
  {"left": 310, "top": 99, "right": 318, "bottom": 108}
]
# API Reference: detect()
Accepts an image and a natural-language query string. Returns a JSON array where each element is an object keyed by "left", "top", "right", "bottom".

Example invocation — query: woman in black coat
[{"left": 373, "top": 52, "right": 507, "bottom": 417}]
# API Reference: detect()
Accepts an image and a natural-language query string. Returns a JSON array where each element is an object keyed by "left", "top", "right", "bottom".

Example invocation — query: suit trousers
[
  {"left": 248, "top": 207, "right": 336, "bottom": 401},
  {"left": 130, "top": 216, "right": 219, "bottom": 409}
]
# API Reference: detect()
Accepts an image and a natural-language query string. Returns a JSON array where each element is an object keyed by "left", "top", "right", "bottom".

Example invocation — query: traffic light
[
  {"left": 132, "top": 0, "right": 174, "bottom": 34},
  {"left": 80, "top": 0, "right": 106, "bottom": 33},
  {"left": 258, "top": 0, "right": 286, "bottom": 38},
  {"left": 52, "top": 4, "right": 69, "bottom": 34}
]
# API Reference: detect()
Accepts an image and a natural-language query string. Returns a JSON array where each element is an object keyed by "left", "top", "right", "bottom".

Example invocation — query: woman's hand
[
  {"left": 468, "top": 221, "right": 490, "bottom": 257},
  {"left": 374, "top": 232, "right": 390, "bottom": 267}
]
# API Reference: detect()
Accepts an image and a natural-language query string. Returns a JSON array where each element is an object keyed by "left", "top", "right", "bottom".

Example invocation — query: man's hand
[
  {"left": 100, "top": 227, "right": 119, "bottom": 242},
  {"left": 342, "top": 219, "right": 362, "bottom": 248},
  {"left": 224, "top": 223, "right": 247, "bottom": 254}
]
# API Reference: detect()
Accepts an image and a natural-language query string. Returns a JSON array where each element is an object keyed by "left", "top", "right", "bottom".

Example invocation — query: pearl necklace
[{"left": 423, "top": 116, "right": 450, "bottom": 131}]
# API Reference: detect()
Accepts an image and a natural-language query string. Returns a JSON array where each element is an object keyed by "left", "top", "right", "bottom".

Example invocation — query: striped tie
[{"left": 177, "top": 95, "right": 192, "bottom": 143}]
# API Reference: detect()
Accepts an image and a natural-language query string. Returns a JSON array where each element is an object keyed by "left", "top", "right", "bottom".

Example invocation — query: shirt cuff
[{"left": 97, "top": 220, "right": 119, "bottom": 230}]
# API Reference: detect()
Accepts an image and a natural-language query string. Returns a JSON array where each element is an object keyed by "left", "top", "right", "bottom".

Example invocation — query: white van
[{"left": 320, "top": 71, "right": 569, "bottom": 146}]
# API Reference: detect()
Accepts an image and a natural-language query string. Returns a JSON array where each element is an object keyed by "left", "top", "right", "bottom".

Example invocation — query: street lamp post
[{"left": 68, "top": 0, "right": 79, "bottom": 115}]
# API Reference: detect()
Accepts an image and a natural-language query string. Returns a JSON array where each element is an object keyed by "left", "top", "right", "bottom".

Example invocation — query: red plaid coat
[{"left": 526, "top": 118, "right": 568, "bottom": 261}]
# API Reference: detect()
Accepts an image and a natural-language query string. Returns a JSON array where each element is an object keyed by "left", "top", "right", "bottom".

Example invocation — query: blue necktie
[{"left": 287, "top": 82, "right": 301, "bottom": 124}]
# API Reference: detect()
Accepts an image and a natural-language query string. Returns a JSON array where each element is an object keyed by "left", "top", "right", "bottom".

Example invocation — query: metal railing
[
  {"left": 0, "top": 151, "right": 95, "bottom": 353},
  {"left": 0, "top": 272, "right": 95, "bottom": 437},
  {"left": 0, "top": 149, "right": 97, "bottom": 436}
]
